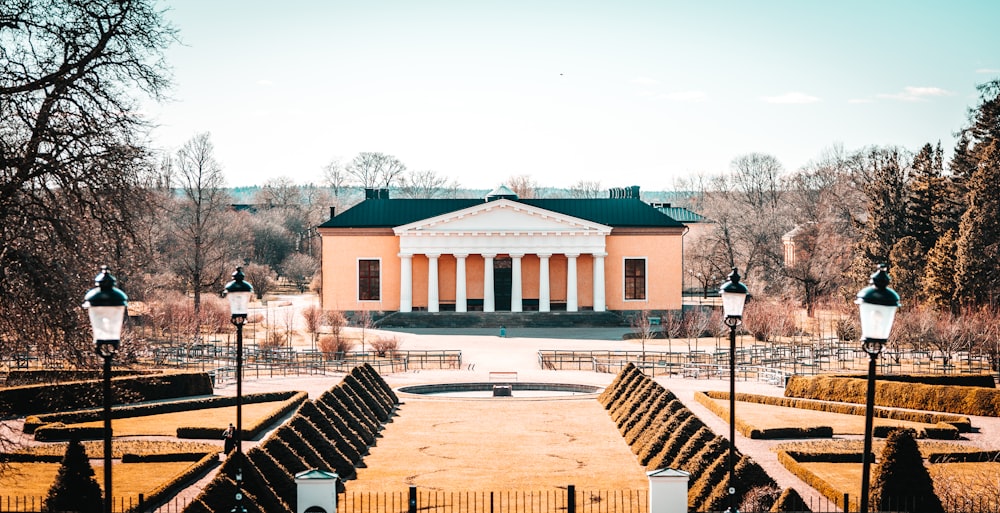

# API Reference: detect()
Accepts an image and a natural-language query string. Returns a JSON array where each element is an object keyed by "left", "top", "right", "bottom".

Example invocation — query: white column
[
  {"left": 511, "top": 253, "right": 523, "bottom": 312},
  {"left": 427, "top": 254, "right": 440, "bottom": 313},
  {"left": 483, "top": 254, "right": 495, "bottom": 312},
  {"left": 399, "top": 253, "right": 413, "bottom": 312},
  {"left": 593, "top": 252, "right": 606, "bottom": 312},
  {"left": 538, "top": 254, "right": 551, "bottom": 312},
  {"left": 455, "top": 254, "right": 468, "bottom": 313},
  {"left": 566, "top": 253, "right": 579, "bottom": 312}
]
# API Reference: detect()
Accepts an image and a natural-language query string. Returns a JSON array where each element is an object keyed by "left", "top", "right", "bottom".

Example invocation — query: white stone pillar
[
  {"left": 511, "top": 253, "right": 523, "bottom": 312},
  {"left": 647, "top": 468, "right": 690, "bottom": 513},
  {"left": 295, "top": 469, "right": 339, "bottom": 513},
  {"left": 593, "top": 252, "right": 606, "bottom": 312},
  {"left": 538, "top": 253, "right": 551, "bottom": 312},
  {"left": 427, "top": 254, "right": 440, "bottom": 313},
  {"left": 399, "top": 253, "right": 413, "bottom": 312},
  {"left": 566, "top": 253, "right": 579, "bottom": 312},
  {"left": 483, "top": 254, "right": 495, "bottom": 312},
  {"left": 455, "top": 254, "right": 468, "bottom": 312}
]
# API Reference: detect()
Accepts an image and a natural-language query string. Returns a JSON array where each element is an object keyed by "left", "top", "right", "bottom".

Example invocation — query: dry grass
[
  {"left": 68, "top": 402, "right": 289, "bottom": 436},
  {"left": 0, "top": 461, "right": 197, "bottom": 500},
  {"left": 773, "top": 439, "right": 975, "bottom": 458},
  {"left": 349, "top": 397, "right": 648, "bottom": 493},
  {"left": 704, "top": 396, "right": 933, "bottom": 435},
  {"left": 16, "top": 440, "right": 218, "bottom": 458}
]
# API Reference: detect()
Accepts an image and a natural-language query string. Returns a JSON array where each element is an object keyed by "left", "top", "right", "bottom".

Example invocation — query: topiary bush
[
  {"left": 247, "top": 447, "right": 299, "bottom": 504},
  {"left": 624, "top": 397, "right": 681, "bottom": 446},
  {"left": 668, "top": 425, "right": 715, "bottom": 470},
  {"left": 870, "top": 428, "right": 945, "bottom": 513},
  {"left": 647, "top": 415, "right": 705, "bottom": 471},
  {"left": 770, "top": 487, "right": 811, "bottom": 512},
  {"left": 313, "top": 398, "right": 368, "bottom": 455},
  {"left": 688, "top": 450, "right": 730, "bottom": 511},
  {"left": 320, "top": 390, "right": 375, "bottom": 445},
  {"left": 43, "top": 438, "right": 103, "bottom": 513},
  {"left": 610, "top": 378, "right": 654, "bottom": 427},
  {"left": 298, "top": 401, "right": 362, "bottom": 464},
  {"left": 287, "top": 416, "right": 355, "bottom": 479},
  {"left": 637, "top": 408, "right": 690, "bottom": 466},
  {"left": 597, "top": 363, "right": 638, "bottom": 406}
]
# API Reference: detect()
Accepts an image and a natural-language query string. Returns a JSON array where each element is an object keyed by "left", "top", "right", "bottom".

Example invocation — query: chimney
[{"left": 329, "top": 207, "right": 336, "bottom": 219}]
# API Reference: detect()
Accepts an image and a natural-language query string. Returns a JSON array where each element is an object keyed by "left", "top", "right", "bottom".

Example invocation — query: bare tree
[
  {"left": 346, "top": 152, "right": 406, "bottom": 188},
  {"left": 569, "top": 180, "right": 604, "bottom": 198},
  {"left": 280, "top": 253, "right": 318, "bottom": 292},
  {"left": 506, "top": 174, "right": 540, "bottom": 198},
  {"left": 730, "top": 153, "right": 783, "bottom": 210},
  {"left": 241, "top": 262, "right": 277, "bottom": 300},
  {"left": 0, "top": 0, "right": 175, "bottom": 372},
  {"left": 397, "top": 169, "right": 459, "bottom": 198},
  {"left": 167, "top": 133, "right": 231, "bottom": 313}
]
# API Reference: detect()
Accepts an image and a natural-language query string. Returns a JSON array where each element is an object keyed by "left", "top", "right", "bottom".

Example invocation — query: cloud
[
  {"left": 848, "top": 98, "right": 874, "bottom": 104},
  {"left": 631, "top": 76, "right": 659, "bottom": 86},
  {"left": 877, "top": 86, "right": 951, "bottom": 102},
  {"left": 976, "top": 68, "right": 1000, "bottom": 74},
  {"left": 256, "top": 79, "right": 275, "bottom": 87},
  {"left": 760, "top": 92, "right": 820, "bottom": 104},
  {"left": 662, "top": 90, "right": 708, "bottom": 102}
]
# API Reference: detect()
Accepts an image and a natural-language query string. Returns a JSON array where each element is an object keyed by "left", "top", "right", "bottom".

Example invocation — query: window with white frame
[
  {"left": 358, "top": 259, "right": 380, "bottom": 300},
  {"left": 624, "top": 258, "right": 646, "bottom": 300}
]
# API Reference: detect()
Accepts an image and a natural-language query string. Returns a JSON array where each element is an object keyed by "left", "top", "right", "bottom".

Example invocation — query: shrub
[
  {"left": 617, "top": 382, "right": 663, "bottom": 434},
  {"left": 43, "top": 438, "right": 102, "bottom": 513},
  {"left": 353, "top": 365, "right": 396, "bottom": 413},
  {"left": 741, "top": 485, "right": 781, "bottom": 513},
  {"left": 647, "top": 415, "right": 705, "bottom": 471},
  {"left": 334, "top": 384, "right": 379, "bottom": 433},
  {"left": 680, "top": 435, "right": 730, "bottom": 479},
  {"left": 607, "top": 370, "right": 648, "bottom": 414},
  {"left": 611, "top": 379, "right": 656, "bottom": 427},
  {"left": 287, "top": 416, "right": 355, "bottom": 479},
  {"left": 319, "top": 334, "right": 355, "bottom": 358},
  {"left": 275, "top": 425, "right": 328, "bottom": 473},
  {"left": 370, "top": 335, "right": 400, "bottom": 357},
  {"left": 623, "top": 396, "right": 680, "bottom": 446},
  {"left": 314, "top": 398, "right": 368, "bottom": 454},
  {"left": 637, "top": 408, "right": 690, "bottom": 466},
  {"left": 320, "top": 391, "right": 375, "bottom": 445},
  {"left": 770, "top": 487, "right": 810, "bottom": 512},
  {"left": 247, "top": 447, "right": 298, "bottom": 504},
  {"left": 599, "top": 363, "right": 640, "bottom": 408},
  {"left": 688, "top": 450, "right": 729, "bottom": 511},
  {"left": 785, "top": 375, "right": 1000, "bottom": 417},
  {"left": 632, "top": 404, "right": 684, "bottom": 456},
  {"left": 362, "top": 362, "right": 399, "bottom": 404},
  {"left": 870, "top": 428, "right": 945, "bottom": 513},
  {"left": 668, "top": 426, "right": 715, "bottom": 470},
  {"left": 298, "top": 401, "right": 362, "bottom": 464},
  {"left": 344, "top": 373, "right": 389, "bottom": 421}
]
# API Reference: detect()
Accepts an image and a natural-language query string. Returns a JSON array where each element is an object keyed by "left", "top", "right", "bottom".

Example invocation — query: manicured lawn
[
  {"left": 705, "top": 396, "right": 932, "bottom": 434},
  {"left": 0, "top": 461, "right": 199, "bottom": 506},
  {"left": 70, "top": 402, "right": 288, "bottom": 436}
]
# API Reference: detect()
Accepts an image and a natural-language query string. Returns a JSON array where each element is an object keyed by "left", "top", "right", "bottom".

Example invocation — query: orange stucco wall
[
  {"left": 320, "top": 228, "right": 684, "bottom": 313},
  {"left": 320, "top": 230, "right": 400, "bottom": 312},
  {"left": 605, "top": 232, "right": 683, "bottom": 311}
]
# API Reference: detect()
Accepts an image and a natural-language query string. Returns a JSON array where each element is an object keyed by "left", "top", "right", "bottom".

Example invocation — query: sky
[{"left": 143, "top": 1, "right": 1000, "bottom": 190}]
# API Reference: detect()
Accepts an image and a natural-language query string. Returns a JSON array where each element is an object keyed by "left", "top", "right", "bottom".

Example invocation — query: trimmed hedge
[
  {"left": 704, "top": 455, "right": 776, "bottom": 512},
  {"left": 703, "top": 389, "right": 971, "bottom": 432},
  {"left": 830, "top": 372, "right": 996, "bottom": 388},
  {"left": 24, "top": 391, "right": 301, "bottom": 434},
  {"left": 785, "top": 375, "right": 1000, "bottom": 417},
  {"left": 694, "top": 391, "right": 832, "bottom": 440},
  {"left": 770, "top": 487, "right": 811, "bottom": 513},
  {"left": 647, "top": 415, "right": 704, "bottom": 470},
  {"left": 313, "top": 398, "right": 367, "bottom": 456},
  {"left": 5, "top": 369, "right": 158, "bottom": 386},
  {"left": 138, "top": 451, "right": 220, "bottom": 511},
  {"left": 297, "top": 401, "right": 362, "bottom": 464},
  {"left": 777, "top": 451, "right": 852, "bottom": 510},
  {"left": 175, "top": 391, "right": 307, "bottom": 440},
  {"left": 927, "top": 450, "right": 1000, "bottom": 463},
  {"left": 623, "top": 394, "right": 678, "bottom": 446},
  {"left": 637, "top": 409, "right": 690, "bottom": 465},
  {"left": 597, "top": 363, "right": 638, "bottom": 406},
  {"left": 120, "top": 452, "right": 210, "bottom": 463},
  {"left": 688, "top": 450, "right": 729, "bottom": 511},
  {"left": 320, "top": 390, "right": 375, "bottom": 445},
  {"left": 0, "top": 371, "right": 213, "bottom": 417},
  {"left": 668, "top": 425, "right": 714, "bottom": 470}
]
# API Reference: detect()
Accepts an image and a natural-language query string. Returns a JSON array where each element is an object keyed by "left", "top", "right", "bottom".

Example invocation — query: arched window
[{"left": 304, "top": 507, "right": 327, "bottom": 513}]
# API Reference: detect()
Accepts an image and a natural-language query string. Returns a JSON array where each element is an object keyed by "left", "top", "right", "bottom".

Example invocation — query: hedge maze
[
  {"left": 182, "top": 364, "right": 398, "bottom": 513},
  {"left": 598, "top": 363, "right": 804, "bottom": 512}
]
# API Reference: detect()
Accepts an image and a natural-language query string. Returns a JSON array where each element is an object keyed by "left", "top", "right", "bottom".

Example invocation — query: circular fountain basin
[{"left": 398, "top": 382, "right": 602, "bottom": 398}]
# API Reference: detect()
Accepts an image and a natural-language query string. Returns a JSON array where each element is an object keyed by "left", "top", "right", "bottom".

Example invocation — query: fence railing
[{"left": 338, "top": 487, "right": 646, "bottom": 513}]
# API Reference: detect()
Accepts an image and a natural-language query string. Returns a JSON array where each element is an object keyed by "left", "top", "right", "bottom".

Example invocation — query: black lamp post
[
  {"left": 856, "top": 264, "right": 900, "bottom": 513},
  {"left": 83, "top": 266, "right": 128, "bottom": 513},
  {"left": 720, "top": 267, "right": 749, "bottom": 513},
  {"left": 224, "top": 267, "right": 253, "bottom": 454}
]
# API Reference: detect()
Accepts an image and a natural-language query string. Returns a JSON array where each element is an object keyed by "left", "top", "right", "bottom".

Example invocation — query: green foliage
[
  {"left": 924, "top": 229, "right": 958, "bottom": 311},
  {"left": 0, "top": 371, "right": 213, "bottom": 416},
  {"left": 870, "top": 428, "right": 945, "bottom": 513},
  {"left": 43, "top": 438, "right": 103, "bottom": 513},
  {"left": 954, "top": 80, "right": 1000, "bottom": 306}
]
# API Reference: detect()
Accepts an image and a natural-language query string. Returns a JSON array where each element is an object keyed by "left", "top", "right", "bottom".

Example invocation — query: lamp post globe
[
  {"left": 223, "top": 267, "right": 254, "bottom": 456},
  {"left": 82, "top": 266, "right": 127, "bottom": 513},
  {"left": 856, "top": 264, "right": 901, "bottom": 513},
  {"left": 719, "top": 267, "right": 749, "bottom": 513}
]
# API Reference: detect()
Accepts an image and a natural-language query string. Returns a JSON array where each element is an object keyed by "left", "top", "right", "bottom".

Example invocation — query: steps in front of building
[{"left": 375, "top": 311, "right": 628, "bottom": 329}]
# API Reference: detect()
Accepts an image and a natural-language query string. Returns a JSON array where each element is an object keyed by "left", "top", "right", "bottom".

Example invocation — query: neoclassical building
[{"left": 318, "top": 187, "right": 687, "bottom": 315}]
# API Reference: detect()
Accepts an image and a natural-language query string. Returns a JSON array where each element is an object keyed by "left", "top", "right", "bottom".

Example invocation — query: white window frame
[
  {"left": 357, "top": 257, "right": 382, "bottom": 302},
  {"left": 623, "top": 256, "right": 648, "bottom": 302}
]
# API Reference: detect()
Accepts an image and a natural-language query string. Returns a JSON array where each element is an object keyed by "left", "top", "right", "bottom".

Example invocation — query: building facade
[{"left": 318, "top": 188, "right": 687, "bottom": 315}]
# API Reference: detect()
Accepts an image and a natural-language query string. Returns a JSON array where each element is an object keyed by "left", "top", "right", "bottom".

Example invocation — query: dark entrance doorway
[{"left": 494, "top": 257, "right": 512, "bottom": 311}]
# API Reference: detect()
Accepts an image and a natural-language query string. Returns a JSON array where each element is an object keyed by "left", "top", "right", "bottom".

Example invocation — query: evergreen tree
[
  {"left": 43, "top": 439, "right": 103, "bottom": 513},
  {"left": 870, "top": 429, "right": 944, "bottom": 513},
  {"left": 923, "top": 230, "right": 958, "bottom": 312},
  {"left": 954, "top": 80, "right": 1000, "bottom": 305},
  {"left": 852, "top": 147, "right": 910, "bottom": 286},
  {"left": 906, "top": 143, "right": 944, "bottom": 252},
  {"left": 889, "top": 236, "right": 925, "bottom": 305}
]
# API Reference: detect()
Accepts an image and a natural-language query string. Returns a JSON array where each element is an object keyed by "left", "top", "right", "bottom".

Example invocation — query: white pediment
[{"left": 393, "top": 199, "right": 610, "bottom": 235}]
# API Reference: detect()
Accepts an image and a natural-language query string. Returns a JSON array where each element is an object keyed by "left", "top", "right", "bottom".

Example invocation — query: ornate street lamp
[
  {"left": 224, "top": 267, "right": 254, "bottom": 454},
  {"left": 83, "top": 266, "right": 128, "bottom": 513},
  {"left": 720, "top": 267, "right": 749, "bottom": 513},
  {"left": 856, "top": 264, "right": 900, "bottom": 513}
]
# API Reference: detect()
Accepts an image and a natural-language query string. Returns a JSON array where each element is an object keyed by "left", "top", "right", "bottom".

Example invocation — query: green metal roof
[
  {"left": 318, "top": 198, "right": 685, "bottom": 229},
  {"left": 656, "top": 206, "right": 706, "bottom": 223}
]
